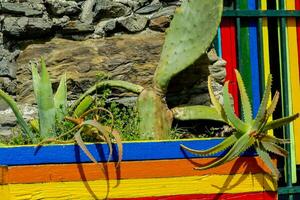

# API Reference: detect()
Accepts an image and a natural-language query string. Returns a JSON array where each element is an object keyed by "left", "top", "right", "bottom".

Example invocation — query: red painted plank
[
  {"left": 115, "top": 191, "right": 277, "bottom": 200},
  {"left": 221, "top": 18, "right": 239, "bottom": 115}
]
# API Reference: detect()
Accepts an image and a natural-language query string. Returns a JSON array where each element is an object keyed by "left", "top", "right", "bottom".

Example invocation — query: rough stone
[
  {"left": 150, "top": 6, "right": 176, "bottom": 19},
  {"left": 79, "top": 0, "right": 96, "bottom": 24},
  {"left": 94, "top": 0, "right": 131, "bottom": 21},
  {"left": 0, "top": 48, "right": 20, "bottom": 78},
  {"left": 45, "top": 0, "right": 80, "bottom": 16},
  {"left": 52, "top": 16, "right": 70, "bottom": 28},
  {"left": 16, "top": 31, "right": 224, "bottom": 108},
  {"left": 2, "top": 17, "right": 53, "bottom": 38},
  {"left": 135, "top": 0, "right": 162, "bottom": 14},
  {"left": 118, "top": 14, "right": 148, "bottom": 32},
  {"left": 149, "top": 15, "right": 171, "bottom": 32},
  {"left": 115, "top": 0, "right": 150, "bottom": 11},
  {"left": 16, "top": 31, "right": 164, "bottom": 103},
  {"left": 61, "top": 20, "right": 94, "bottom": 34},
  {"left": 0, "top": 2, "right": 45, "bottom": 16},
  {"left": 94, "top": 19, "right": 116, "bottom": 36}
]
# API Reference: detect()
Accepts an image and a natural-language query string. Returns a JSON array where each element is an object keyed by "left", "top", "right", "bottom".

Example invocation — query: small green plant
[
  {"left": 71, "top": 0, "right": 225, "bottom": 140},
  {"left": 181, "top": 70, "right": 299, "bottom": 180}
]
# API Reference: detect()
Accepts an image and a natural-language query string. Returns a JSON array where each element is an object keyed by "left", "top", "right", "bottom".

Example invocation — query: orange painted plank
[{"left": 0, "top": 156, "right": 275, "bottom": 184}]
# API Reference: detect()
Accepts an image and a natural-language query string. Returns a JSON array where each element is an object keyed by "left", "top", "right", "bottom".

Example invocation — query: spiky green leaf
[
  {"left": 235, "top": 70, "right": 252, "bottom": 123},
  {"left": 153, "top": 0, "right": 223, "bottom": 93},
  {"left": 54, "top": 73, "right": 67, "bottom": 121},
  {"left": 223, "top": 82, "right": 249, "bottom": 132},
  {"left": 254, "top": 74, "right": 272, "bottom": 129},
  {"left": 181, "top": 134, "right": 237, "bottom": 156},
  {"left": 195, "top": 133, "right": 255, "bottom": 170},
  {"left": 261, "top": 141, "right": 288, "bottom": 157},
  {"left": 261, "top": 134, "right": 290, "bottom": 144},
  {"left": 74, "top": 129, "right": 97, "bottom": 163},
  {"left": 255, "top": 144, "right": 280, "bottom": 180},
  {"left": 73, "top": 96, "right": 94, "bottom": 118},
  {"left": 32, "top": 58, "right": 56, "bottom": 138},
  {"left": 262, "top": 113, "right": 299, "bottom": 132},
  {"left": 0, "top": 89, "right": 34, "bottom": 141},
  {"left": 82, "top": 120, "right": 113, "bottom": 162}
]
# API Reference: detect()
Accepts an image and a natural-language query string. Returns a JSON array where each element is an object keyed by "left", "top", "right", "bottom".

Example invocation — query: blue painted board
[
  {"left": 0, "top": 139, "right": 256, "bottom": 166},
  {"left": 248, "top": 0, "right": 261, "bottom": 117}
]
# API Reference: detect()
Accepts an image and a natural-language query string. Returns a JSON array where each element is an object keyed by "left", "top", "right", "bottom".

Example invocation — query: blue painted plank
[
  {"left": 0, "top": 139, "right": 256, "bottom": 166},
  {"left": 248, "top": 0, "right": 261, "bottom": 117}
]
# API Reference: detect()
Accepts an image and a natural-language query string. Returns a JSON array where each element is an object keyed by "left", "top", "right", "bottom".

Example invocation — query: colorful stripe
[
  {"left": 291, "top": 0, "right": 300, "bottom": 165},
  {"left": 0, "top": 139, "right": 257, "bottom": 166},
  {"left": 0, "top": 174, "right": 277, "bottom": 199},
  {"left": 238, "top": 0, "right": 253, "bottom": 113},
  {"left": 0, "top": 157, "right": 274, "bottom": 184},
  {"left": 286, "top": 1, "right": 299, "bottom": 181},
  {"left": 248, "top": 0, "right": 261, "bottom": 117},
  {"left": 115, "top": 192, "right": 278, "bottom": 200},
  {"left": 221, "top": 18, "right": 239, "bottom": 115}
]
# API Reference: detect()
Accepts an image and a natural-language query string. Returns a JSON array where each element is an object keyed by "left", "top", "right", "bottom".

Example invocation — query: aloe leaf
[
  {"left": 54, "top": 73, "right": 67, "bottom": 121},
  {"left": 254, "top": 74, "right": 272, "bottom": 129},
  {"left": 262, "top": 113, "right": 299, "bottom": 132},
  {"left": 33, "top": 58, "right": 56, "bottom": 138},
  {"left": 235, "top": 70, "right": 252, "bottom": 123},
  {"left": 110, "top": 129, "right": 123, "bottom": 167},
  {"left": 73, "top": 96, "right": 94, "bottom": 118},
  {"left": 31, "top": 63, "right": 40, "bottom": 98},
  {"left": 266, "top": 91, "right": 280, "bottom": 118},
  {"left": 223, "top": 82, "right": 249, "bottom": 133},
  {"left": 171, "top": 105, "right": 227, "bottom": 123},
  {"left": 261, "top": 141, "right": 288, "bottom": 157},
  {"left": 255, "top": 144, "right": 280, "bottom": 180},
  {"left": 196, "top": 133, "right": 255, "bottom": 170},
  {"left": 153, "top": 0, "right": 223, "bottom": 93},
  {"left": 71, "top": 80, "right": 144, "bottom": 111},
  {"left": 180, "top": 134, "right": 237, "bottom": 156},
  {"left": 82, "top": 120, "right": 113, "bottom": 162},
  {"left": 208, "top": 76, "right": 228, "bottom": 122},
  {"left": 74, "top": 128, "right": 97, "bottom": 163},
  {"left": 261, "top": 134, "right": 290, "bottom": 144},
  {"left": 0, "top": 89, "right": 34, "bottom": 141}
]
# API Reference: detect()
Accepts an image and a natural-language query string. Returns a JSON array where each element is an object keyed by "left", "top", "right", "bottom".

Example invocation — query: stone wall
[{"left": 0, "top": 0, "right": 226, "bottom": 132}]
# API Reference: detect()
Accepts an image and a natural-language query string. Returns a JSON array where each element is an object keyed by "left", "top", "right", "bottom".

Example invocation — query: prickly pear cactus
[{"left": 154, "top": 0, "right": 223, "bottom": 93}]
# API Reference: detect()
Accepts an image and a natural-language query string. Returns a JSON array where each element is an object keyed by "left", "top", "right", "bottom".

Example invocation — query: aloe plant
[
  {"left": 181, "top": 70, "right": 299, "bottom": 180},
  {"left": 0, "top": 58, "right": 67, "bottom": 142},
  {"left": 71, "top": 0, "right": 225, "bottom": 140}
]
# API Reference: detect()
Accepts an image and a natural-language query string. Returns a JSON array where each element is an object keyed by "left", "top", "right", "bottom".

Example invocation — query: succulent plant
[
  {"left": 181, "top": 70, "right": 299, "bottom": 180},
  {"left": 71, "top": 0, "right": 225, "bottom": 140},
  {"left": 0, "top": 58, "right": 67, "bottom": 142}
]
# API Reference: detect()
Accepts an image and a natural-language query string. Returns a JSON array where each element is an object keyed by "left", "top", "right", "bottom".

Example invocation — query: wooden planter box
[{"left": 0, "top": 138, "right": 277, "bottom": 199}]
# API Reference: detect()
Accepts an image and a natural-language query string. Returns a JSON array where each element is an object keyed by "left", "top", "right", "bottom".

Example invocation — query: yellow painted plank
[
  {"left": 286, "top": 1, "right": 300, "bottom": 166},
  {"left": 261, "top": 0, "right": 273, "bottom": 136},
  {"left": 1, "top": 174, "right": 277, "bottom": 199}
]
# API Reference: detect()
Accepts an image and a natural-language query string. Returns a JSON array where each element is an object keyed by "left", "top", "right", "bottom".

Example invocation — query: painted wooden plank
[
  {"left": 285, "top": 1, "right": 298, "bottom": 181},
  {"left": 248, "top": 0, "right": 261, "bottom": 117},
  {"left": 0, "top": 157, "right": 274, "bottom": 184},
  {"left": 221, "top": 18, "right": 239, "bottom": 115},
  {"left": 0, "top": 174, "right": 277, "bottom": 199},
  {"left": 287, "top": 1, "right": 300, "bottom": 164},
  {"left": 238, "top": 0, "right": 253, "bottom": 112},
  {"left": 0, "top": 139, "right": 257, "bottom": 166},
  {"left": 261, "top": 0, "right": 274, "bottom": 136},
  {"left": 115, "top": 192, "right": 278, "bottom": 200}
]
